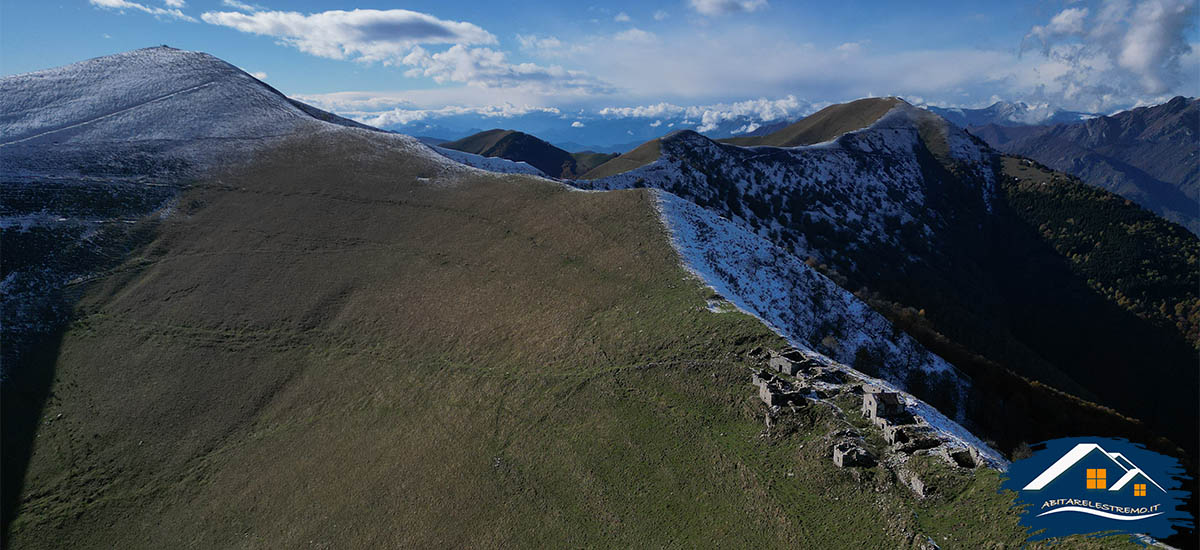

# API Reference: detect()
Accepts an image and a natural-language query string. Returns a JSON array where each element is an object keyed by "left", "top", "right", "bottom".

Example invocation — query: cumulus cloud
[
  {"left": 688, "top": 0, "right": 768, "bottom": 16},
  {"left": 367, "top": 105, "right": 557, "bottom": 127},
  {"left": 401, "top": 44, "right": 612, "bottom": 93},
  {"left": 654, "top": 10, "right": 669, "bottom": 21},
  {"left": 1029, "top": 7, "right": 1089, "bottom": 41},
  {"left": 599, "top": 95, "right": 810, "bottom": 131},
  {"left": 163, "top": 0, "right": 185, "bottom": 7},
  {"left": 201, "top": 9, "right": 496, "bottom": 62},
  {"left": 89, "top": 0, "right": 196, "bottom": 21},
  {"left": 1023, "top": 0, "right": 1197, "bottom": 103},
  {"left": 571, "top": 120, "right": 585, "bottom": 127},
  {"left": 614, "top": 12, "right": 631, "bottom": 22},
  {"left": 309, "top": 101, "right": 562, "bottom": 128},
  {"left": 202, "top": 9, "right": 610, "bottom": 95}
]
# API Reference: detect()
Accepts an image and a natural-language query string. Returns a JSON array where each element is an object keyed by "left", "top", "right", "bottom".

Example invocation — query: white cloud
[
  {"left": 201, "top": 9, "right": 496, "bottom": 62},
  {"left": 163, "top": 0, "right": 185, "bottom": 7},
  {"left": 836, "top": 42, "right": 864, "bottom": 55},
  {"left": 89, "top": 0, "right": 196, "bottom": 22},
  {"left": 599, "top": 95, "right": 810, "bottom": 131},
  {"left": 401, "top": 44, "right": 612, "bottom": 94},
  {"left": 203, "top": 9, "right": 610, "bottom": 95},
  {"left": 1029, "top": 7, "right": 1089, "bottom": 41},
  {"left": 369, "top": 105, "right": 561, "bottom": 127},
  {"left": 1022, "top": 0, "right": 1197, "bottom": 105},
  {"left": 688, "top": 0, "right": 768, "bottom": 16},
  {"left": 516, "top": 34, "right": 563, "bottom": 51},
  {"left": 653, "top": 10, "right": 669, "bottom": 21},
  {"left": 571, "top": 120, "right": 585, "bottom": 127},
  {"left": 294, "top": 91, "right": 567, "bottom": 129},
  {"left": 614, "top": 28, "right": 656, "bottom": 43},
  {"left": 220, "top": 0, "right": 260, "bottom": 12},
  {"left": 614, "top": 12, "right": 631, "bottom": 22},
  {"left": 251, "top": 71, "right": 268, "bottom": 80}
]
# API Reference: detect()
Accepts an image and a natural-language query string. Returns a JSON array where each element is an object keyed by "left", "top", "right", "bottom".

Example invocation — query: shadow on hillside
[{"left": 2, "top": 329, "right": 64, "bottom": 544}]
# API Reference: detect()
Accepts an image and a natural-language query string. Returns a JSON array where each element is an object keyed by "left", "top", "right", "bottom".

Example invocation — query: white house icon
[{"left": 1022, "top": 443, "right": 1166, "bottom": 493}]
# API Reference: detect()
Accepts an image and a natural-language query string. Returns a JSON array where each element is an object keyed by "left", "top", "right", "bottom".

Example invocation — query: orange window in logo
[
  {"left": 1086, "top": 468, "right": 1107, "bottom": 489},
  {"left": 1134, "top": 483, "right": 1146, "bottom": 496}
]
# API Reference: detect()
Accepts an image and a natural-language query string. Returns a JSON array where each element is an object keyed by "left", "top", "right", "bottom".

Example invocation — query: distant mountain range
[
  {"left": 366, "top": 99, "right": 1097, "bottom": 153},
  {"left": 927, "top": 101, "right": 1098, "bottom": 128},
  {"left": 379, "top": 111, "right": 804, "bottom": 153},
  {"left": 970, "top": 96, "right": 1199, "bottom": 235}
]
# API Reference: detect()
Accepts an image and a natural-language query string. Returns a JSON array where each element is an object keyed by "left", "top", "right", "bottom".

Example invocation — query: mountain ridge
[
  {"left": 969, "top": 96, "right": 1200, "bottom": 235},
  {"left": 571, "top": 99, "right": 1198, "bottom": 458}
]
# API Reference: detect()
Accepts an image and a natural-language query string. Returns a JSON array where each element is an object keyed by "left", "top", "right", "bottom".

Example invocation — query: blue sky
[{"left": 3, "top": 0, "right": 1198, "bottom": 128}]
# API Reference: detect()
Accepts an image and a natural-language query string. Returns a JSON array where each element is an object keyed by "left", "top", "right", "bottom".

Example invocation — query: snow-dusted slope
[
  {"left": 0, "top": 46, "right": 386, "bottom": 178},
  {"left": 656, "top": 190, "right": 1003, "bottom": 465},
  {"left": 0, "top": 47, "right": 460, "bottom": 371},
  {"left": 432, "top": 146, "right": 547, "bottom": 176},
  {"left": 568, "top": 101, "right": 1010, "bottom": 455}
]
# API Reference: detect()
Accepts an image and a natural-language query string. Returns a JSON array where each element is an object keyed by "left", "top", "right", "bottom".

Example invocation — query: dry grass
[
  {"left": 723, "top": 98, "right": 904, "bottom": 147},
  {"left": 578, "top": 138, "right": 662, "bottom": 179}
]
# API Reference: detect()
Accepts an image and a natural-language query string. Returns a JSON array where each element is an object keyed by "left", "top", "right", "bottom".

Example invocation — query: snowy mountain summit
[
  {"left": 0, "top": 46, "right": 448, "bottom": 369},
  {"left": 0, "top": 46, "right": 381, "bottom": 178}
]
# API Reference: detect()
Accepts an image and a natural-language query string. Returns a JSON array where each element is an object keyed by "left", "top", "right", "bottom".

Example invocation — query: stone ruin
[
  {"left": 759, "top": 380, "right": 805, "bottom": 407},
  {"left": 861, "top": 389, "right": 904, "bottom": 419},
  {"left": 899, "top": 469, "right": 926, "bottom": 498},
  {"left": 862, "top": 389, "right": 941, "bottom": 454},
  {"left": 833, "top": 439, "right": 875, "bottom": 468},
  {"left": 940, "top": 446, "right": 981, "bottom": 469},
  {"left": 751, "top": 368, "right": 805, "bottom": 407}
]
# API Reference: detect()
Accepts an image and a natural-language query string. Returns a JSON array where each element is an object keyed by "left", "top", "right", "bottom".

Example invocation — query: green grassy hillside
[{"left": 5, "top": 131, "right": 1140, "bottom": 548}]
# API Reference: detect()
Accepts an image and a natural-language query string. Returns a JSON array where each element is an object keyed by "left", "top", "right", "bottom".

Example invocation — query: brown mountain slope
[
  {"left": 578, "top": 137, "right": 663, "bottom": 179},
  {"left": 723, "top": 97, "right": 905, "bottom": 147},
  {"left": 441, "top": 129, "right": 586, "bottom": 178},
  {"left": 579, "top": 98, "right": 907, "bottom": 180}
]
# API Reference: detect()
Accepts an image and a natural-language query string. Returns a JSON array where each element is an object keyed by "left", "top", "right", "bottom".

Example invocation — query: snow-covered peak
[{"left": 0, "top": 46, "right": 369, "bottom": 149}]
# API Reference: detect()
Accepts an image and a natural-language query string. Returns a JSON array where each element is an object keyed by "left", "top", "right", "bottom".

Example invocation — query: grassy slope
[
  {"left": 443, "top": 129, "right": 583, "bottom": 178},
  {"left": 439, "top": 129, "right": 515, "bottom": 154},
  {"left": 578, "top": 138, "right": 662, "bottom": 180},
  {"left": 722, "top": 98, "right": 904, "bottom": 147},
  {"left": 571, "top": 151, "right": 619, "bottom": 175},
  {"left": 579, "top": 98, "right": 906, "bottom": 180},
  {"left": 9, "top": 131, "right": 1137, "bottom": 548}
]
